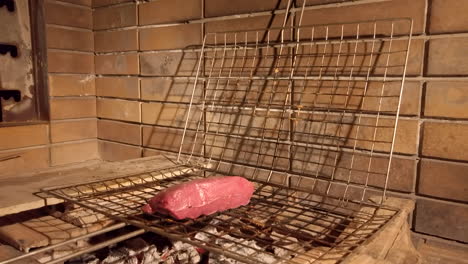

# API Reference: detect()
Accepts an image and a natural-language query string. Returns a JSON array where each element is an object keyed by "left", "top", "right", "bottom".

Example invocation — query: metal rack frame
[
  {"left": 44, "top": 165, "right": 399, "bottom": 264},
  {"left": 42, "top": 11, "right": 413, "bottom": 264},
  {"left": 178, "top": 17, "right": 413, "bottom": 203}
]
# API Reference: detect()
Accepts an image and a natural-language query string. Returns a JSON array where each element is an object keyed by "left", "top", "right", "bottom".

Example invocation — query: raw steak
[{"left": 142, "top": 176, "right": 254, "bottom": 219}]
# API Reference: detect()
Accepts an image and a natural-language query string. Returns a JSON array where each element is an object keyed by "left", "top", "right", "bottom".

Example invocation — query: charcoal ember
[
  {"left": 124, "top": 237, "right": 149, "bottom": 252},
  {"left": 123, "top": 256, "right": 139, "bottom": 264},
  {"left": 163, "top": 241, "right": 201, "bottom": 264},
  {"left": 195, "top": 226, "right": 276, "bottom": 264},
  {"left": 159, "top": 246, "right": 172, "bottom": 262},
  {"left": 41, "top": 244, "right": 99, "bottom": 263},
  {"left": 100, "top": 256, "right": 138, "bottom": 264},
  {"left": 271, "top": 231, "right": 300, "bottom": 258},
  {"left": 101, "top": 250, "right": 127, "bottom": 264},
  {"left": 117, "top": 247, "right": 138, "bottom": 258},
  {"left": 140, "top": 245, "right": 162, "bottom": 264},
  {"left": 66, "top": 253, "right": 99, "bottom": 264},
  {"left": 119, "top": 238, "right": 150, "bottom": 256},
  {"left": 212, "top": 235, "right": 276, "bottom": 264},
  {"left": 140, "top": 233, "right": 172, "bottom": 252},
  {"left": 194, "top": 226, "right": 218, "bottom": 242},
  {"left": 247, "top": 217, "right": 270, "bottom": 228}
]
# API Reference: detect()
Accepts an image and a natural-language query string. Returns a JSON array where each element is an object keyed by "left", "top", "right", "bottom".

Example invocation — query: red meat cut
[{"left": 142, "top": 176, "right": 255, "bottom": 220}]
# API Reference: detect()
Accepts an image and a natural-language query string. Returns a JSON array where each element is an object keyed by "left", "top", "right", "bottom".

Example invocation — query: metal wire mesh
[
  {"left": 44, "top": 15, "right": 413, "bottom": 264},
  {"left": 44, "top": 165, "right": 398, "bottom": 264},
  {"left": 178, "top": 18, "right": 414, "bottom": 202}
]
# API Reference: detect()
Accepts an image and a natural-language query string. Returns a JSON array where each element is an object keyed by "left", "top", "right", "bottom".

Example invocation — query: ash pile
[
  {"left": 66, "top": 234, "right": 201, "bottom": 264},
  {"left": 65, "top": 217, "right": 307, "bottom": 264}
]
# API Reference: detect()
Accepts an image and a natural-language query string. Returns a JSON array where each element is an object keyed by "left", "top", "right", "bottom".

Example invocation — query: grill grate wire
[{"left": 45, "top": 165, "right": 398, "bottom": 263}]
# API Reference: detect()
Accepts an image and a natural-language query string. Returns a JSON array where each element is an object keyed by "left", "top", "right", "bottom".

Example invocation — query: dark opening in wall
[
  {"left": 0, "top": 0, "right": 15, "bottom": 12},
  {"left": 0, "top": 0, "right": 48, "bottom": 125},
  {"left": 0, "top": 44, "right": 18, "bottom": 57}
]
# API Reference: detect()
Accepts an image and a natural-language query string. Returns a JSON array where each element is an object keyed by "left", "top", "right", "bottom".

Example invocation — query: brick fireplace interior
[{"left": 0, "top": 0, "right": 467, "bottom": 263}]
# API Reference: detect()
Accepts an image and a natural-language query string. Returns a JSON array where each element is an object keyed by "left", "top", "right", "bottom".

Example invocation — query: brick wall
[
  {"left": 93, "top": 0, "right": 467, "bottom": 245},
  {"left": 0, "top": 0, "right": 98, "bottom": 176}
]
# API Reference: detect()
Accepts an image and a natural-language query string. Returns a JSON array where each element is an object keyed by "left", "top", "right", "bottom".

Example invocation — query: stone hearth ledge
[{"left": 0, "top": 155, "right": 181, "bottom": 217}]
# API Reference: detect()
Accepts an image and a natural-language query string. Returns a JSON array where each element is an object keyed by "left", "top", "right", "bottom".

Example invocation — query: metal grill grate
[
  {"left": 44, "top": 165, "right": 398, "bottom": 263},
  {"left": 44, "top": 8, "right": 413, "bottom": 264},
  {"left": 178, "top": 18, "right": 413, "bottom": 202}
]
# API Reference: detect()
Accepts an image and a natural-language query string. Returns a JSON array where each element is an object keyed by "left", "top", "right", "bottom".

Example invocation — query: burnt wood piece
[
  {"left": 0, "top": 0, "right": 15, "bottom": 12},
  {"left": 0, "top": 44, "right": 18, "bottom": 58},
  {"left": 0, "top": 90, "right": 21, "bottom": 122}
]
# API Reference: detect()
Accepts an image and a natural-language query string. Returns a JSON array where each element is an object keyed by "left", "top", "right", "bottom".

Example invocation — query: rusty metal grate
[{"left": 44, "top": 165, "right": 398, "bottom": 263}]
